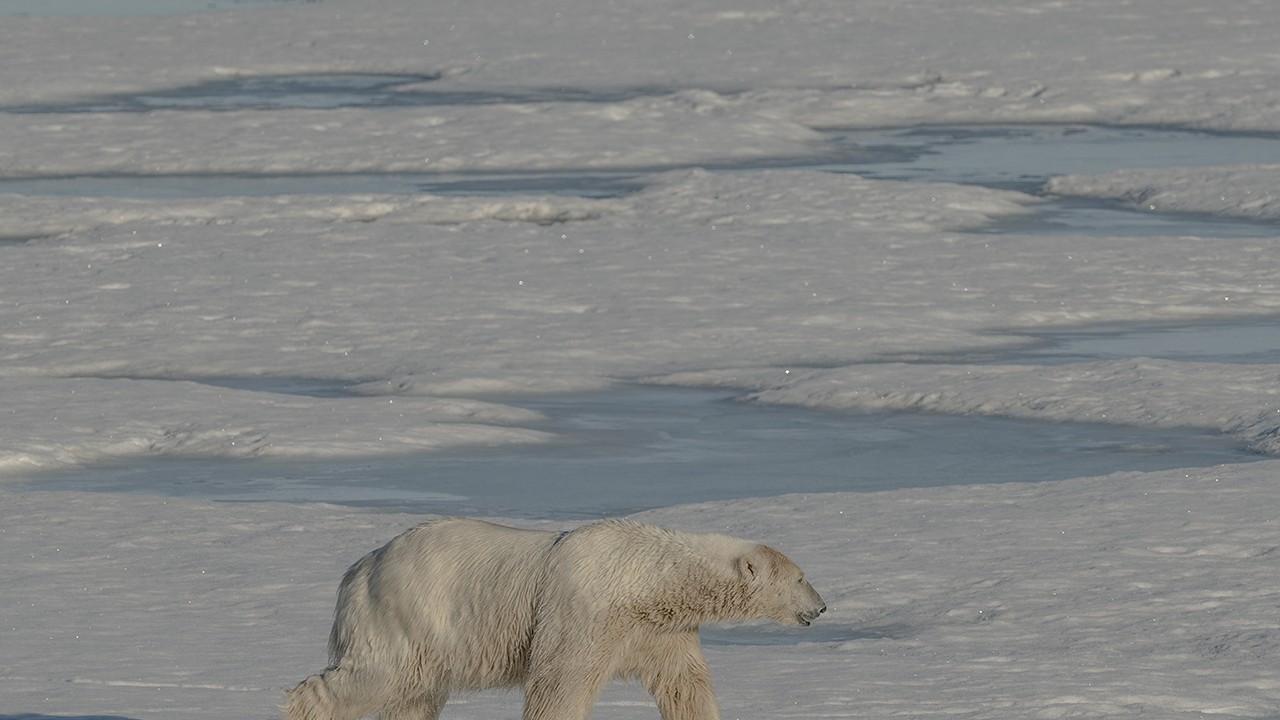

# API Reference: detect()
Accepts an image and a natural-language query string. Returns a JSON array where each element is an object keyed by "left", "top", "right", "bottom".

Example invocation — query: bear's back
[{"left": 332, "top": 518, "right": 562, "bottom": 689}]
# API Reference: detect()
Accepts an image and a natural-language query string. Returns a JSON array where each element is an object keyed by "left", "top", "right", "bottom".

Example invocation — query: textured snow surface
[
  {"left": 5, "top": 463, "right": 1280, "bottom": 719},
  {"left": 3, "top": 0, "right": 1280, "bottom": 718},
  {"left": 1046, "top": 165, "right": 1280, "bottom": 221},
  {"left": 4, "top": 172, "right": 1280, "bottom": 472}
]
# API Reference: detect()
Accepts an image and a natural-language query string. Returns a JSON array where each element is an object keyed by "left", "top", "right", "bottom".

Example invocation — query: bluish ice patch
[
  {"left": 1009, "top": 318, "right": 1280, "bottom": 365},
  {"left": 195, "top": 376, "right": 363, "bottom": 397},
  {"left": 828, "top": 124, "right": 1280, "bottom": 237},
  {"left": 0, "top": 171, "right": 647, "bottom": 200},
  {"left": 828, "top": 124, "right": 1280, "bottom": 192},
  {"left": 874, "top": 317, "right": 1280, "bottom": 366},
  {"left": 976, "top": 197, "right": 1280, "bottom": 238},
  {"left": 20, "top": 387, "right": 1264, "bottom": 519},
  {"left": 117, "top": 73, "right": 433, "bottom": 112},
  {"left": 1, "top": 74, "right": 684, "bottom": 114},
  {"left": 18, "top": 312, "right": 1280, "bottom": 517}
]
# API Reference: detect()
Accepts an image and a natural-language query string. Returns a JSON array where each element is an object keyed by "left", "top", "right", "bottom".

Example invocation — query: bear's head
[{"left": 736, "top": 545, "right": 826, "bottom": 626}]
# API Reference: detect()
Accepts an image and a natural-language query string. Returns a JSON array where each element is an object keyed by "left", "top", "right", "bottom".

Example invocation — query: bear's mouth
[{"left": 796, "top": 606, "right": 826, "bottom": 626}]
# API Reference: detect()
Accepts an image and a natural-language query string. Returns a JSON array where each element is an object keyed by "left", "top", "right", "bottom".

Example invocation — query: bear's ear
[{"left": 736, "top": 547, "right": 766, "bottom": 581}]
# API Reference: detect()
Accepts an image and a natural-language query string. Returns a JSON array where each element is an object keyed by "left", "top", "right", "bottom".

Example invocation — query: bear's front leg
[
  {"left": 522, "top": 629, "right": 616, "bottom": 720},
  {"left": 632, "top": 631, "right": 721, "bottom": 720},
  {"left": 377, "top": 690, "right": 448, "bottom": 720}
]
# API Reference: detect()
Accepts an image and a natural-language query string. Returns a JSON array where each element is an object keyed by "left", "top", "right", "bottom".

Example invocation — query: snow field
[
  {"left": 2, "top": 0, "right": 1280, "bottom": 718},
  {"left": 5, "top": 460, "right": 1279, "bottom": 718}
]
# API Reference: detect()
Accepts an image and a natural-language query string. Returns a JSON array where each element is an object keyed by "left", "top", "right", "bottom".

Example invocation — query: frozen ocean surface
[
  {"left": 19, "top": 308, "right": 1280, "bottom": 515},
  {"left": 4, "top": 1, "right": 1280, "bottom": 719},
  {"left": 2, "top": 121, "right": 1277, "bottom": 236}
]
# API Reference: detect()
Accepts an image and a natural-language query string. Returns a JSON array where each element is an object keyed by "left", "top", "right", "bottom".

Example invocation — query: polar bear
[{"left": 284, "top": 517, "right": 825, "bottom": 720}]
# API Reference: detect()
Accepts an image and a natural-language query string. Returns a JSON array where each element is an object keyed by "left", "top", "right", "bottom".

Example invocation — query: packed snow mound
[
  {"left": 0, "top": 377, "right": 551, "bottom": 473},
  {"left": 0, "top": 192, "right": 616, "bottom": 240},
  {"left": 1046, "top": 164, "right": 1280, "bottom": 221},
  {"left": 627, "top": 169, "right": 1038, "bottom": 231},
  {"left": 653, "top": 358, "right": 1280, "bottom": 453}
]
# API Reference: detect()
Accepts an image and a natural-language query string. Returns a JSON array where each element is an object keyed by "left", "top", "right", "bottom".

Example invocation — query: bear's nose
[{"left": 819, "top": 605, "right": 827, "bottom": 615}]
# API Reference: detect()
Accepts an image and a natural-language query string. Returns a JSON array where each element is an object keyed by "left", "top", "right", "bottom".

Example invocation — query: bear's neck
[{"left": 632, "top": 564, "right": 757, "bottom": 632}]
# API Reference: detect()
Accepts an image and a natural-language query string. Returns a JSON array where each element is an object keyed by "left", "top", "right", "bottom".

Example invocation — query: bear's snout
[
  {"left": 797, "top": 604, "right": 826, "bottom": 626},
  {"left": 791, "top": 578, "right": 826, "bottom": 627}
]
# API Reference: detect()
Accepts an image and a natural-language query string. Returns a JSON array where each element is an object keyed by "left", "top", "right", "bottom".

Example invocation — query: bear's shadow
[{"left": 701, "top": 623, "right": 911, "bottom": 646}]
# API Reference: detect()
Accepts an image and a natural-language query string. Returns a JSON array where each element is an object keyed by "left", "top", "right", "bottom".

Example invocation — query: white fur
[{"left": 284, "top": 518, "right": 824, "bottom": 720}]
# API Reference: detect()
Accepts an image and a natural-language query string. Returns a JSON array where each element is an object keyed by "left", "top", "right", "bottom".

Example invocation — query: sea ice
[{"left": 2, "top": 1, "right": 1280, "bottom": 718}]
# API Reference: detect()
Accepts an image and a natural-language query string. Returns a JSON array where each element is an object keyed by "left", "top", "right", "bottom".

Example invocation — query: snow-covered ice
[
  {"left": 6, "top": 465, "right": 1280, "bottom": 719},
  {"left": 2, "top": 0, "right": 1280, "bottom": 718},
  {"left": 1046, "top": 164, "right": 1280, "bottom": 221}
]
